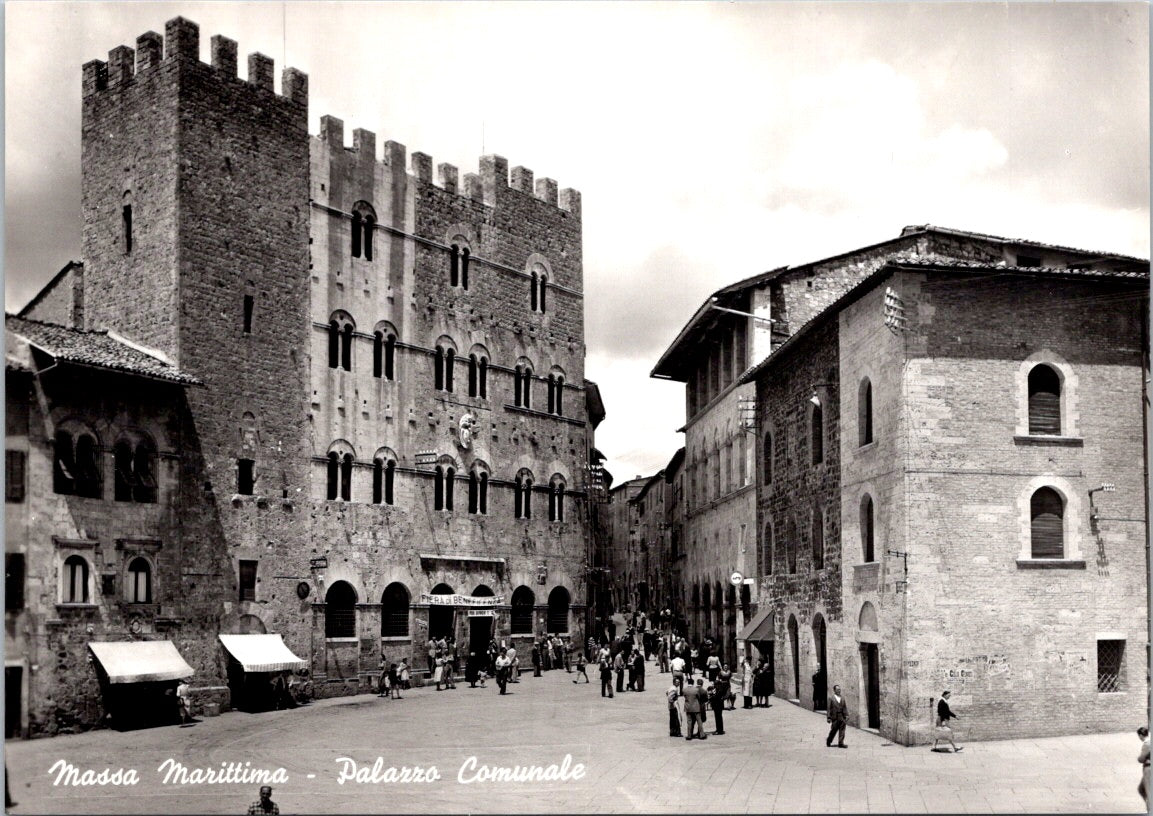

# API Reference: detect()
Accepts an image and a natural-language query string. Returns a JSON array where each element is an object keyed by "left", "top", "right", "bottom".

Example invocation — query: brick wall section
[{"left": 755, "top": 319, "right": 842, "bottom": 704}]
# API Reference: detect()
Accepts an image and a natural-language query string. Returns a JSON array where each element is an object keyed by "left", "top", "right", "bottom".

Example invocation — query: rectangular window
[
  {"left": 237, "top": 459, "right": 255, "bottom": 495},
  {"left": 6, "top": 451, "right": 26, "bottom": 503},
  {"left": 243, "top": 295, "right": 254, "bottom": 334},
  {"left": 1097, "top": 639, "right": 1125, "bottom": 693},
  {"left": 5, "top": 553, "right": 25, "bottom": 611},
  {"left": 239, "top": 560, "right": 258, "bottom": 602}
]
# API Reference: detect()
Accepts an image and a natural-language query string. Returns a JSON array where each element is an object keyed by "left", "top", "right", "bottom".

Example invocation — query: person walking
[
  {"left": 247, "top": 785, "right": 279, "bottom": 815},
  {"left": 706, "top": 652, "right": 721, "bottom": 683},
  {"left": 932, "top": 690, "right": 962, "bottom": 752},
  {"left": 614, "top": 649, "right": 627, "bottom": 693},
  {"left": 507, "top": 644, "right": 519, "bottom": 683},
  {"left": 667, "top": 678, "right": 684, "bottom": 737},
  {"left": 389, "top": 663, "right": 402, "bottom": 699},
  {"left": 573, "top": 652, "right": 590, "bottom": 683},
  {"left": 826, "top": 684, "right": 848, "bottom": 748},
  {"left": 684, "top": 678, "right": 708, "bottom": 740},
  {"left": 176, "top": 679, "right": 192, "bottom": 724},
  {"left": 633, "top": 649, "right": 646, "bottom": 692},
  {"left": 599, "top": 655, "right": 614, "bottom": 698},
  {"left": 670, "top": 653, "right": 686, "bottom": 689},
  {"left": 494, "top": 648, "right": 511, "bottom": 694},
  {"left": 1136, "top": 726, "right": 1149, "bottom": 803}
]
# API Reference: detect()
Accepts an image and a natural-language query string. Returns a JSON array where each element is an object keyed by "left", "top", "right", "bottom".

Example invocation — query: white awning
[
  {"left": 219, "top": 634, "right": 307, "bottom": 673},
  {"left": 88, "top": 640, "right": 195, "bottom": 684}
]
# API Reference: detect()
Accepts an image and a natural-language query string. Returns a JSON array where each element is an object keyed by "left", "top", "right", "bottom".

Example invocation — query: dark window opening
[
  {"left": 373, "top": 459, "right": 395, "bottom": 505},
  {"left": 861, "top": 495, "right": 875, "bottom": 562},
  {"left": 381, "top": 583, "right": 410, "bottom": 637},
  {"left": 373, "top": 333, "right": 383, "bottom": 378},
  {"left": 434, "top": 348, "right": 444, "bottom": 391},
  {"left": 238, "top": 458, "right": 255, "bottom": 495},
  {"left": 122, "top": 205, "right": 133, "bottom": 253},
  {"left": 242, "top": 295, "right": 254, "bottom": 334},
  {"left": 763, "top": 432, "right": 773, "bottom": 485},
  {"left": 363, "top": 215, "right": 374, "bottom": 261},
  {"left": 859, "top": 379, "right": 873, "bottom": 445},
  {"left": 326, "top": 453, "right": 339, "bottom": 501},
  {"left": 324, "top": 582, "right": 357, "bottom": 638},
  {"left": 461, "top": 248, "right": 470, "bottom": 290},
  {"left": 510, "top": 587, "right": 534, "bottom": 634},
  {"left": 530, "top": 272, "right": 538, "bottom": 311},
  {"left": 450, "top": 245, "right": 460, "bottom": 287},
  {"left": 385, "top": 335, "right": 396, "bottom": 380},
  {"left": 340, "top": 454, "right": 353, "bottom": 502},
  {"left": 1016, "top": 254, "right": 1042, "bottom": 268},
  {"left": 351, "top": 213, "right": 362, "bottom": 258},
  {"left": 6, "top": 450, "right": 26, "bottom": 503},
  {"left": 539, "top": 275, "right": 547, "bottom": 313},
  {"left": 341, "top": 324, "right": 353, "bottom": 372},
  {"left": 469, "top": 355, "right": 479, "bottom": 397},
  {"left": 6, "top": 553, "right": 25, "bottom": 611},
  {"left": 328, "top": 321, "right": 340, "bottom": 369},
  {"left": 445, "top": 349, "right": 455, "bottom": 393},
  {"left": 811, "top": 402, "right": 824, "bottom": 465},
  {"left": 239, "top": 559, "right": 257, "bottom": 602}
]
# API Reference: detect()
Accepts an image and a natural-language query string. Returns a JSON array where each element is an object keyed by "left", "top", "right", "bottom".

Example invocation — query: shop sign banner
[{"left": 420, "top": 594, "right": 504, "bottom": 606}]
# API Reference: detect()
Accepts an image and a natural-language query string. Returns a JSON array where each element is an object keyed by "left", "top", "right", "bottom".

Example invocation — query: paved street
[{"left": 4, "top": 667, "right": 1145, "bottom": 814}]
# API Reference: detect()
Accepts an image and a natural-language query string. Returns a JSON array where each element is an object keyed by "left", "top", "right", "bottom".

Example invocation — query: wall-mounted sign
[
  {"left": 466, "top": 609, "right": 496, "bottom": 617},
  {"left": 730, "top": 571, "right": 744, "bottom": 586},
  {"left": 420, "top": 593, "right": 504, "bottom": 606}
]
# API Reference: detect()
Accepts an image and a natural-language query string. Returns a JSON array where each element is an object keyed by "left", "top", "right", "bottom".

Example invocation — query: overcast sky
[{"left": 5, "top": 2, "right": 1149, "bottom": 482}]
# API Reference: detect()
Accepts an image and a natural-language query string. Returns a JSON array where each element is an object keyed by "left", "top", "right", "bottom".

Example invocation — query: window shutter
[
  {"left": 1030, "top": 513, "right": 1064, "bottom": 558},
  {"left": 1029, "top": 392, "right": 1061, "bottom": 435}
]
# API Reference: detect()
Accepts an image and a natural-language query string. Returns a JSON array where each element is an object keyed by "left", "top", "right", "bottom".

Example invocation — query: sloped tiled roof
[{"left": 5, "top": 315, "right": 200, "bottom": 385}]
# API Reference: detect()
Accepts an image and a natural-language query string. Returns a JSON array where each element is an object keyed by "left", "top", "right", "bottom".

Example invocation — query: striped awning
[
  {"left": 219, "top": 634, "right": 306, "bottom": 673},
  {"left": 88, "top": 640, "right": 195, "bottom": 684},
  {"left": 737, "top": 608, "right": 775, "bottom": 642}
]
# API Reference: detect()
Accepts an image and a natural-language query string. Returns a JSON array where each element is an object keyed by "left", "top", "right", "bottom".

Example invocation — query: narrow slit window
[
  {"left": 123, "top": 205, "right": 133, "bottom": 253},
  {"left": 243, "top": 295, "right": 254, "bottom": 334}
]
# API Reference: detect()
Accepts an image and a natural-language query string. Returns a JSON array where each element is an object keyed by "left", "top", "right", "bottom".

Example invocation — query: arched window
[
  {"left": 450, "top": 244, "right": 460, "bottom": 287},
  {"left": 547, "top": 586, "right": 570, "bottom": 634},
  {"left": 373, "top": 326, "right": 397, "bottom": 380},
  {"left": 373, "top": 451, "right": 396, "bottom": 506},
  {"left": 62, "top": 554, "right": 90, "bottom": 604},
  {"left": 860, "top": 494, "right": 875, "bottom": 562},
  {"left": 434, "top": 464, "right": 456, "bottom": 511},
  {"left": 113, "top": 434, "right": 157, "bottom": 504},
  {"left": 468, "top": 349, "right": 489, "bottom": 398},
  {"left": 352, "top": 201, "right": 376, "bottom": 261},
  {"left": 812, "top": 505, "right": 824, "bottom": 570},
  {"left": 127, "top": 557, "right": 151, "bottom": 603},
  {"left": 434, "top": 343, "right": 456, "bottom": 393},
  {"left": 324, "top": 581, "right": 357, "bottom": 638},
  {"left": 54, "top": 427, "right": 103, "bottom": 499},
  {"left": 538, "top": 274, "right": 548, "bottom": 314},
  {"left": 546, "top": 372, "right": 565, "bottom": 416},
  {"left": 763, "top": 431, "right": 773, "bottom": 485},
  {"left": 1031, "top": 487, "right": 1064, "bottom": 558},
  {"left": 510, "top": 586, "right": 535, "bottom": 634},
  {"left": 428, "top": 583, "right": 454, "bottom": 640},
  {"left": 328, "top": 312, "right": 355, "bottom": 371},
  {"left": 380, "top": 582, "right": 410, "bottom": 637},
  {"left": 461, "top": 247, "right": 470, "bottom": 290},
  {"left": 811, "top": 398, "right": 824, "bottom": 465},
  {"left": 327, "top": 442, "right": 355, "bottom": 501},
  {"left": 548, "top": 476, "right": 566, "bottom": 522},
  {"left": 467, "top": 463, "right": 489, "bottom": 515},
  {"left": 530, "top": 271, "right": 539, "bottom": 311},
  {"left": 514, "top": 470, "right": 533, "bottom": 519},
  {"left": 859, "top": 378, "right": 873, "bottom": 446},
  {"left": 1028, "top": 364, "right": 1062, "bottom": 435}
]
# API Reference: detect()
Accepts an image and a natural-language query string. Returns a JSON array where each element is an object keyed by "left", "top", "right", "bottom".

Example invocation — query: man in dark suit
[
  {"left": 826, "top": 684, "right": 848, "bottom": 747},
  {"left": 684, "top": 678, "right": 708, "bottom": 740}
]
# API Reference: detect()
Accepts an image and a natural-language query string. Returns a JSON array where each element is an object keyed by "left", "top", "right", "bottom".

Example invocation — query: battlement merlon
[
  {"left": 311, "top": 129, "right": 579, "bottom": 215},
  {"left": 81, "top": 16, "right": 308, "bottom": 107}
]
